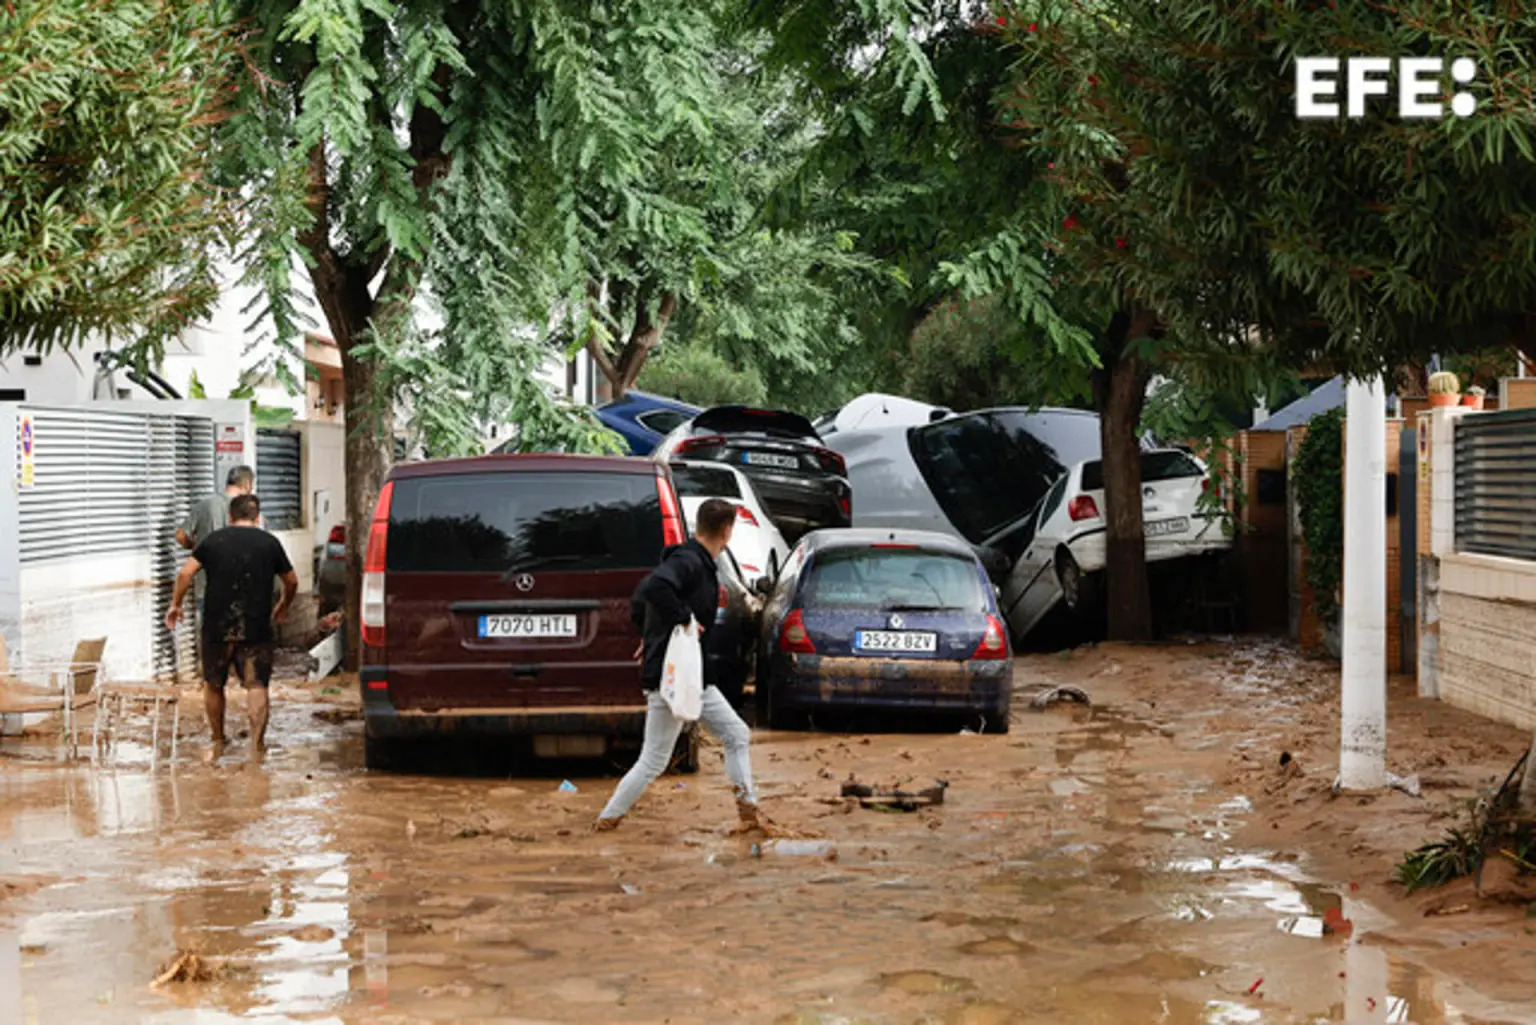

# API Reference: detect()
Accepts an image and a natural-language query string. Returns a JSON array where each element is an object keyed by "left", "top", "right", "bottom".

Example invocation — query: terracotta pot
[
  {"left": 1428, "top": 392, "right": 1460, "bottom": 407},
  {"left": 1463, "top": 394, "right": 1485, "bottom": 410}
]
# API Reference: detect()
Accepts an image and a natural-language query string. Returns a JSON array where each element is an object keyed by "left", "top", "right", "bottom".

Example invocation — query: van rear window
[
  {"left": 908, "top": 410, "right": 1101, "bottom": 545},
  {"left": 387, "top": 472, "right": 663, "bottom": 573}
]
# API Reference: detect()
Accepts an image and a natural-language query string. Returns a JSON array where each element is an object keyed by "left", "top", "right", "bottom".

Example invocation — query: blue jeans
[{"left": 600, "top": 687, "right": 757, "bottom": 820}]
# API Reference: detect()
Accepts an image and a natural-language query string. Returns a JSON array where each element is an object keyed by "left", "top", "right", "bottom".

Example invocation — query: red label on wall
[{"left": 216, "top": 441, "right": 244, "bottom": 453}]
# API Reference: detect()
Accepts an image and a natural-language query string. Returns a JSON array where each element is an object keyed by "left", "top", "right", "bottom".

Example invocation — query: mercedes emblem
[
  {"left": 515, "top": 573, "right": 535, "bottom": 592},
  {"left": 889, "top": 614, "right": 905, "bottom": 629}
]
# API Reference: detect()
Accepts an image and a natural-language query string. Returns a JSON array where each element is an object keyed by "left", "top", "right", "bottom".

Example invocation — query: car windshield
[
  {"left": 387, "top": 472, "right": 663, "bottom": 572},
  {"left": 1081, "top": 451, "right": 1203, "bottom": 491},
  {"left": 803, "top": 547, "right": 985, "bottom": 611},
  {"left": 670, "top": 463, "right": 743, "bottom": 498},
  {"left": 908, "top": 410, "right": 1101, "bottom": 545}
]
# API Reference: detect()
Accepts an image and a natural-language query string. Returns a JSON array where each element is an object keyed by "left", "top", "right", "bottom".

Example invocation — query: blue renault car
[
  {"left": 755, "top": 529, "right": 1012, "bottom": 732},
  {"left": 596, "top": 391, "right": 701, "bottom": 456}
]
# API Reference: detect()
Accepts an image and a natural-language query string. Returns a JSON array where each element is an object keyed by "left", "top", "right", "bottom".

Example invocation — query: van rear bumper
[{"left": 360, "top": 668, "right": 647, "bottom": 738}]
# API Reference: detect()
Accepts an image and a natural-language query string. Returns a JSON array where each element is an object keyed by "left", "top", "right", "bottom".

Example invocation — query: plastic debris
[
  {"left": 759, "top": 839, "right": 835, "bottom": 858},
  {"left": 1387, "top": 773, "right": 1422, "bottom": 797},
  {"left": 557, "top": 780, "right": 579, "bottom": 793},
  {"left": 1030, "top": 685, "right": 1091, "bottom": 710},
  {"left": 620, "top": 884, "right": 641, "bottom": 895},
  {"left": 1247, "top": 978, "right": 1263, "bottom": 995},
  {"left": 842, "top": 779, "right": 947, "bottom": 812}
]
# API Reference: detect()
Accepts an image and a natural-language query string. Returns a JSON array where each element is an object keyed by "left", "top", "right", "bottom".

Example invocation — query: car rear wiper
[
  {"left": 881, "top": 602, "right": 963, "bottom": 612},
  {"left": 499, "top": 555, "right": 583, "bottom": 581}
]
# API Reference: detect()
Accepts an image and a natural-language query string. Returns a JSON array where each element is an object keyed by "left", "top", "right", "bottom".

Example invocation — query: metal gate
[
  {"left": 1453, "top": 407, "right": 1536, "bottom": 560},
  {"left": 256, "top": 428, "right": 302, "bottom": 530},
  {"left": 16, "top": 406, "right": 215, "bottom": 681}
]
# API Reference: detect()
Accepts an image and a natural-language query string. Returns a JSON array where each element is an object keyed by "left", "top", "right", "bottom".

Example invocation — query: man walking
[
  {"left": 595, "top": 499, "right": 764, "bottom": 831},
  {"left": 166, "top": 494, "right": 298, "bottom": 759},
  {"left": 176, "top": 466, "right": 255, "bottom": 636}
]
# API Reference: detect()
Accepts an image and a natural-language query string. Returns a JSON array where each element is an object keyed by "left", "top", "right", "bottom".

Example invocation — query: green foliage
[
  {"left": 0, "top": 0, "right": 236, "bottom": 358},
  {"left": 1292, "top": 408, "right": 1345, "bottom": 624},
  {"left": 904, "top": 295, "right": 1086, "bottom": 411},
  {"left": 1396, "top": 827, "right": 1482, "bottom": 894},
  {"left": 997, "top": 1, "right": 1536, "bottom": 376},
  {"left": 637, "top": 347, "right": 768, "bottom": 409}
]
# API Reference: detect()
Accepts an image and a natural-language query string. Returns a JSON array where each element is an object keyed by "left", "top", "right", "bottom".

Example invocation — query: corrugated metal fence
[
  {"left": 256, "top": 428, "right": 302, "bottom": 531},
  {"left": 17, "top": 406, "right": 214, "bottom": 681},
  {"left": 1454, "top": 407, "right": 1536, "bottom": 561}
]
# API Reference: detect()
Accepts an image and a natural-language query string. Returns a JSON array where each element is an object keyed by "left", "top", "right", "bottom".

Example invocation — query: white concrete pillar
[{"left": 1341, "top": 376, "right": 1388, "bottom": 791}]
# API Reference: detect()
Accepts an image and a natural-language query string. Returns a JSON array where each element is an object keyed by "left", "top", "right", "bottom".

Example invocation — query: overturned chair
[{"left": 0, "top": 636, "right": 108, "bottom": 760}]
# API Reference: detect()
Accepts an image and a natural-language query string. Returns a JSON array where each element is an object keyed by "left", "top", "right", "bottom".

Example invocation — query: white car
[
  {"left": 668, "top": 460, "right": 791, "bottom": 581},
  {"left": 999, "top": 448, "right": 1232, "bottom": 639}
]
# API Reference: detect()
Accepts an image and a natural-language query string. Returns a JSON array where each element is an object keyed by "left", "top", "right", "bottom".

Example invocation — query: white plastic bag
[{"left": 659, "top": 618, "right": 704, "bottom": 722}]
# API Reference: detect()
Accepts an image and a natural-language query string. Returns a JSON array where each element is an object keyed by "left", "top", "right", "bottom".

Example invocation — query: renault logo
[
  {"left": 515, "top": 574, "right": 535, "bottom": 592},
  {"left": 889, "top": 614, "right": 905, "bottom": 629},
  {"left": 1143, "top": 486, "right": 1156, "bottom": 500}
]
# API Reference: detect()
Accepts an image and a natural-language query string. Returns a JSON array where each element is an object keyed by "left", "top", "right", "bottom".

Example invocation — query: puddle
[
  {"left": 957, "top": 937, "right": 1033, "bottom": 956},
  {"left": 879, "top": 970, "right": 975, "bottom": 995}
]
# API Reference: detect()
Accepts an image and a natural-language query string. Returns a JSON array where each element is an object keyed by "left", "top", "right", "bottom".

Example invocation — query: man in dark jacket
[{"left": 595, "top": 498, "right": 762, "bottom": 830}]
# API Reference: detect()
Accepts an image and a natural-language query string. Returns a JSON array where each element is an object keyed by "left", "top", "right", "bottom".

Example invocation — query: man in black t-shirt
[{"left": 166, "top": 493, "right": 299, "bottom": 758}]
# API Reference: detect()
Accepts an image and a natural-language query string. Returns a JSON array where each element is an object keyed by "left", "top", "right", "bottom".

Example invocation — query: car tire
[
  {"left": 1056, "top": 549, "right": 1100, "bottom": 617},
  {"left": 364, "top": 733, "right": 402, "bottom": 772}
]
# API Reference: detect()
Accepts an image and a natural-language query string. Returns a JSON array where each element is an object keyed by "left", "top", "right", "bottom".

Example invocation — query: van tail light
[
  {"left": 360, "top": 482, "right": 393, "bottom": 648},
  {"left": 1068, "top": 495, "right": 1100, "bottom": 522},
  {"left": 737, "top": 506, "right": 758, "bottom": 526},
  {"left": 972, "top": 615, "right": 1009, "bottom": 660},
  {"left": 838, "top": 495, "right": 851, "bottom": 519},
  {"left": 778, "top": 609, "right": 816, "bottom": 654},
  {"left": 657, "top": 469, "right": 686, "bottom": 546},
  {"left": 328, "top": 524, "right": 346, "bottom": 545},
  {"left": 815, "top": 447, "right": 847, "bottom": 476},
  {"left": 675, "top": 434, "right": 726, "bottom": 457}
]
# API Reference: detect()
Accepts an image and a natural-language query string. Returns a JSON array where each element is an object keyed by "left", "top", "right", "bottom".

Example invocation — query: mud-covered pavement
[{"left": 3, "top": 642, "right": 1536, "bottom": 1024}]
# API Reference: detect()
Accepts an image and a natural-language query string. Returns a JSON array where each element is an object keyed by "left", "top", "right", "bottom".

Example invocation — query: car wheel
[
  {"left": 1056, "top": 549, "right": 1099, "bottom": 616},
  {"left": 364, "top": 733, "right": 401, "bottom": 772}
]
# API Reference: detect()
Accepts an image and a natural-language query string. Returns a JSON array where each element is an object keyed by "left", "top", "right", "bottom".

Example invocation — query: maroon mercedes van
[{"left": 358, "top": 453, "right": 689, "bottom": 770}]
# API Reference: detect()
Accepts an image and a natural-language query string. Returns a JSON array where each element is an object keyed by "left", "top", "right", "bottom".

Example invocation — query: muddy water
[{"left": 1, "top": 650, "right": 1532, "bottom": 1024}]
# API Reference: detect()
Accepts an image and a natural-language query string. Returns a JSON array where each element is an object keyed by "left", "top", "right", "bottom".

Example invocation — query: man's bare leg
[
  {"left": 202, "top": 684, "right": 226, "bottom": 762},
  {"left": 247, "top": 687, "right": 270, "bottom": 754}
]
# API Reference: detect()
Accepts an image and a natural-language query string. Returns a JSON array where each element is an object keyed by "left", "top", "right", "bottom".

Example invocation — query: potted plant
[
  {"left": 1427, "top": 371, "right": 1461, "bottom": 407},
  {"left": 1463, "top": 385, "right": 1486, "bottom": 410}
]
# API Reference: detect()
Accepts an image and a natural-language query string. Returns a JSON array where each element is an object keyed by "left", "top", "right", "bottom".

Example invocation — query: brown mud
[{"left": 2, "top": 639, "right": 1535, "bottom": 1023}]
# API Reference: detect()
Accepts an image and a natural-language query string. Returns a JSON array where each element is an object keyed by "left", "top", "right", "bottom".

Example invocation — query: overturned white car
[{"left": 999, "top": 449, "right": 1232, "bottom": 640}]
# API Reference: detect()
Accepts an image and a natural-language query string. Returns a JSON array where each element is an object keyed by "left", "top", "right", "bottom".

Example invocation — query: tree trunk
[
  {"left": 340, "top": 346, "right": 390, "bottom": 669},
  {"left": 1092, "top": 307, "right": 1157, "bottom": 642}
]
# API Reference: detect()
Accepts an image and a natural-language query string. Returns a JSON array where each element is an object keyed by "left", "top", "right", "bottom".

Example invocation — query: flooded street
[{"left": 3, "top": 642, "right": 1535, "bottom": 1024}]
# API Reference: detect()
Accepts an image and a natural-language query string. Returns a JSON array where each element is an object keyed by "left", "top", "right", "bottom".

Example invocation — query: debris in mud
[
  {"left": 311, "top": 707, "right": 359, "bottom": 724},
  {"left": 1029, "top": 684, "right": 1091, "bottom": 710},
  {"left": 1387, "top": 772, "right": 1422, "bottom": 798},
  {"left": 150, "top": 950, "right": 231, "bottom": 989},
  {"left": 752, "top": 839, "right": 836, "bottom": 860},
  {"left": 1266, "top": 751, "right": 1304, "bottom": 793},
  {"left": 1423, "top": 903, "right": 1471, "bottom": 918},
  {"left": 292, "top": 925, "right": 335, "bottom": 942},
  {"left": 841, "top": 778, "right": 948, "bottom": 812},
  {"left": 558, "top": 780, "right": 579, "bottom": 793}
]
